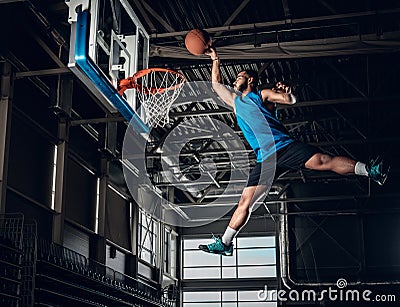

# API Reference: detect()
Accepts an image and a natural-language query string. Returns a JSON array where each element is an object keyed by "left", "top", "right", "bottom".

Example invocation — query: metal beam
[
  {"left": 97, "top": 158, "right": 108, "bottom": 237},
  {"left": 51, "top": 66, "right": 73, "bottom": 245},
  {"left": 151, "top": 31, "right": 400, "bottom": 60},
  {"left": 298, "top": 206, "right": 360, "bottom": 263},
  {"left": 130, "top": 0, "right": 157, "bottom": 33},
  {"left": 330, "top": 106, "right": 367, "bottom": 140},
  {"left": 150, "top": 101, "right": 198, "bottom": 154},
  {"left": 309, "top": 137, "right": 400, "bottom": 147},
  {"left": 257, "top": 62, "right": 272, "bottom": 76},
  {"left": 176, "top": 194, "right": 369, "bottom": 207},
  {"left": 29, "top": 30, "right": 65, "bottom": 67},
  {"left": 52, "top": 74, "right": 73, "bottom": 116},
  {"left": 295, "top": 217, "right": 328, "bottom": 252},
  {"left": 318, "top": 0, "right": 337, "bottom": 14},
  {"left": 141, "top": 0, "right": 175, "bottom": 33},
  {"left": 151, "top": 8, "right": 400, "bottom": 38},
  {"left": 6, "top": 51, "right": 50, "bottom": 97},
  {"left": 213, "top": 0, "right": 251, "bottom": 38},
  {"left": 26, "top": 1, "right": 67, "bottom": 47},
  {"left": 120, "top": 0, "right": 149, "bottom": 38},
  {"left": 196, "top": 171, "right": 227, "bottom": 202},
  {"left": 281, "top": 0, "right": 291, "bottom": 18},
  {"left": 0, "top": 0, "right": 26, "bottom": 3},
  {"left": 0, "top": 61, "right": 13, "bottom": 215},
  {"left": 52, "top": 116, "right": 69, "bottom": 244},
  {"left": 278, "top": 95, "right": 400, "bottom": 109},
  {"left": 170, "top": 109, "right": 232, "bottom": 118},
  {"left": 147, "top": 134, "right": 399, "bottom": 161},
  {"left": 358, "top": 211, "right": 367, "bottom": 281},
  {"left": 71, "top": 116, "right": 126, "bottom": 126},
  {"left": 223, "top": 0, "right": 251, "bottom": 27},
  {"left": 144, "top": 148, "right": 253, "bottom": 159},
  {"left": 182, "top": 190, "right": 197, "bottom": 204},
  {"left": 313, "top": 121, "right": 356, "bottom": 160},
  {"left": 172, "top": 96, "right": 400, "bottom": 117},
  {"left": 152, "top": 19, "right": 284, "bottom": 38},
  {"left": 156, "top": 179, "right": 247, "bottom": 188},
  {"left": 325, "top": 60, "right": 368, "bottom": 98},
  {"left": 15, "top": 67, "right": 71, "bottom": 79},
  {"left": 109, "top": 0, "right": 120, "bottom": 34}
]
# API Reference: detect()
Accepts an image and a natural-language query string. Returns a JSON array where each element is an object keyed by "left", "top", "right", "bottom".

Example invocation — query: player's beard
[{"left": 234, "top": 82, "right": 246, "bottom": 93}]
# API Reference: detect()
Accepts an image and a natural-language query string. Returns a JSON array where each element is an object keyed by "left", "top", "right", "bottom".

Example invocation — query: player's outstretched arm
[
  {"left": 205, "top": 47, "right": 236, "bottom": 111},
  {"left": 261, "top": 81, "right": 297, "bottom": 105}
]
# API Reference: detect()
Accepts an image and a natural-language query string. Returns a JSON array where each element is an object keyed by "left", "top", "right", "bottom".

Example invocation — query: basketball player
[{"left": 198, "top": 46, "right": 389, "bottom": 256}]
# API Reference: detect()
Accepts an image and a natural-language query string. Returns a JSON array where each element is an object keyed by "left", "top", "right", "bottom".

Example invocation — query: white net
[{"left": 135, "top": 69, "right": 185, "bottom": 128}]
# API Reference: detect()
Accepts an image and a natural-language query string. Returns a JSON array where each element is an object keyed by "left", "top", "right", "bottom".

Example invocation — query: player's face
[{"left": 233, "top": 72, "right": 248, "bottom": 92}]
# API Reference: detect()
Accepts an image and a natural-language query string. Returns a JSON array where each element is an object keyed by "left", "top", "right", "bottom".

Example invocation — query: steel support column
[
  {"left": 52, "top": 75, "right": 73, "bottom": 244},
  {"left": 0, "top": 61, "right": 13, "bottom": 215},
  {"left": 92, "top": 157, "right": 108, "bottom": 264},
  {"left": 52, "top": 116, "right": 69, "bottom": 244}
]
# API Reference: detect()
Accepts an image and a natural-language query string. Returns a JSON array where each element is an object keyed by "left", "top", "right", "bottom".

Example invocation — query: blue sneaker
[
  {"left": 198, "top": 234, "right": 233, "bottom": 256},
  {"left": 366, "top": 158, "right": 389, "bottom": 186}
]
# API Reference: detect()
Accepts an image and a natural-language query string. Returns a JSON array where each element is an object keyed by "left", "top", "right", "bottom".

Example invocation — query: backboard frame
[{"left": 66, "top": 0, "right": 150, "bottom": 128}]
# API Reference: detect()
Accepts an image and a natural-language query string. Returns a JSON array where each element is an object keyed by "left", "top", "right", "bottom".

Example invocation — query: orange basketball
[{"left": 185, "top": 29, "right": 212, "bottom": 55}]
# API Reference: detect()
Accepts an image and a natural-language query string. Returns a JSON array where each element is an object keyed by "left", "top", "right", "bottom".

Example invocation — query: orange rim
[{"left": 118, "top": 68, "right": 186, "bottom": 95}]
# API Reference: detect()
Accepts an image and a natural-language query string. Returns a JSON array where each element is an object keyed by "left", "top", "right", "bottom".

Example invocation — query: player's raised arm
[
  {"left": 261, "top": 81, "right": 297, "bottom": 105},
  {"left": 205, "top": 46, "right": 236, "bottom": 111}
]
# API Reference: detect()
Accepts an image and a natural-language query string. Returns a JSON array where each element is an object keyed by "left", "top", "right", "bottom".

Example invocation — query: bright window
[
  {"left": 164, "top": 227, "right": 177, "bottom": 277},
  {"left": 182, "top": 236, "right": 276, "bottom": 280},
  {"left": 182, "top": 290, "right": 277, "bottom": 306},
  {"left": 138, "top": 209, "right": 159, "bottom": 266}
]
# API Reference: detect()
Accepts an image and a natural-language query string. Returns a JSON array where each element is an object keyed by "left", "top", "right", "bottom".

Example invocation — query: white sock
[
  {"left": 221, "top": 226, "right": 237, "bottom": 246},
  {"left": 354, "top": 161, "right": 368, "bottom": 177}
]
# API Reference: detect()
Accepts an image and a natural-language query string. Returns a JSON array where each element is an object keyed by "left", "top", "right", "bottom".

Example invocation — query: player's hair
[{"left": 243, "top": 70, "right": 259, "bottom": 87}]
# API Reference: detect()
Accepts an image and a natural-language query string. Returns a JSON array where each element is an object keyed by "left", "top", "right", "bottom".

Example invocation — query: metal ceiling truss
[{"left": 150, "top": 8, "right": 400, "bottom": 39}]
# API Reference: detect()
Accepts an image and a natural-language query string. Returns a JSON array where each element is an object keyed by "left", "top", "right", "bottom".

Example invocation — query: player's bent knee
[
  {"left": 305, "top": 153, "right": 331, "bottom": 169},
  {"left": 319, "top": 154, "right": 332, "bottom": 165}
]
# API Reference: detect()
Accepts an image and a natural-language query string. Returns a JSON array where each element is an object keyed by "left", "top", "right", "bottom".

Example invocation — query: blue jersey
[{"left": 234, "top": 91, "right": 294, "bottom": 162}]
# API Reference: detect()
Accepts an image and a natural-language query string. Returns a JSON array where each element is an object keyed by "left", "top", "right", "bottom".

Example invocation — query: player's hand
[
  {"left": 274, "top": 81, "right": 291, "bottom": 94},
  {"left": 205, "top": 45, "right": 218, "bottom": 61}
]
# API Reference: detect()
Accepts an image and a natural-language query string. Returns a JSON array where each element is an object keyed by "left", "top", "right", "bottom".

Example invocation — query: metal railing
[
  {"left": 0, "top": 213, "right": 24, "bottom": 250},
  {"left": 37, "top": 237, "right": 164, "bottom": 305},
  {"left": 21, "top": 221, "right": 37, "bottom": 307},
  {"left": 0, "top": 213, "right": 25, "bottom": 306}
]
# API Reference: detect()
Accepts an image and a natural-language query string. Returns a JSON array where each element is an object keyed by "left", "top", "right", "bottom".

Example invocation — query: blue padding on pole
[{"left": 75, "top": 11, "right": 149, "bottom": 134}]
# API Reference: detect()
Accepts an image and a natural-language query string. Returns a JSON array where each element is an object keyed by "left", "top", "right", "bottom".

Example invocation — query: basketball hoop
[{"left": 118, "top": 68, "right": 185, "bottom": 127}]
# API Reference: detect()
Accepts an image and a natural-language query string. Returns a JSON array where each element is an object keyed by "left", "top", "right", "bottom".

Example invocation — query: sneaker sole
[
  {"left": 211, "top": 251, "right": 233, "bottom": 256},
  {"left": 378, "top": 166, "right": 390, "bottom": 186},
  {"left": 378, "top": 172, "right": 389, "bottom": 186},
  {"left": 199, "top": 247, "right": 233, "bottom": 256}
]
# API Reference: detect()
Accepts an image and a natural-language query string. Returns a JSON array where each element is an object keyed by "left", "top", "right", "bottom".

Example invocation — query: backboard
[{"left": 66, "top": 0, "right": 149, "bottom": 124}]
